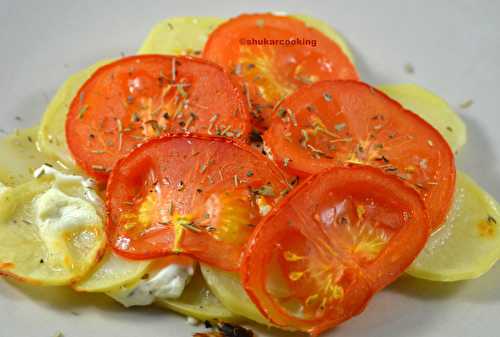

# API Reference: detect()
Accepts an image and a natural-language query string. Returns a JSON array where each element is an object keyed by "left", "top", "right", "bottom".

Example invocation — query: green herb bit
[
  {"left": 288, "top": 108, "right": 298, "bottom": 127},
  {"left": 185, "top": 112, "right": 196, "bottom": 129},
  {"left": 220, "top": 125, "right": 232, "bottom": 136},
  {"left": 131, "top": 112, "right": 141, "bottom": 122},
  {"left": 116, "top": 119, "right": 123, "bottom": 150},
  {"left": 168, "top": 200, "right": 174, "bottom": 215},
  {"left": 306, "top": 104, "right": 315, "bottom": 112},
  {"left": 177, "top": 85, "right": 188, "bottom": 98},
  {"left": 233, "top": 63, "right": 243, "bottom": 76},
  {"left": 307, "top": 144, "right": 331, "bottom": 159},
  {"left": 208, "top": 113, "right": 219, "bottom": 135},
  {"left": 249, "top": 129, "right": 263, "bottom": 143},
  {"left": 92, "top": 165, "right": 109, "bottom": 173},
  {"left": 145, "top": 120, "right": 163, "bottom": 136},
  {"left": 243, "top": 82, "right": 252, "bottom": 109},
  {"left": 171, "top": 57, "right": 177, "bottom": 82},
  {"left": 255, "top": 184, "right": 274, "bottom": 197},
  {"left": 323, "top": 92, "right": 332, "bottom": 102},
  {"left": 78, "top": 105, "right": 89, "bottom": 119},
  {"left": 277, "top": 107, "right": 287, "bottom": 118},
  {"left": 460, "top": 99, "right": 474, "bottom": 109},
  {"left": 335, "top": 123, "right": 346, "bottom": 132},
  {"left": 300, "top": 129, "right": 310, "bottom": 147},
  {"left": 178, "top": 220, "right": 202, "bottom": 233},
  {"left": 280, "top": 188, "right": 291, "bottom": 197},
  {"left": 404, "top": 63, "right": 415, "bottom": 74}
]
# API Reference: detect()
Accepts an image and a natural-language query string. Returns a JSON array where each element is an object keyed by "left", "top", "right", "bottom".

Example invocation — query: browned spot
[
  {"left": 477, "top": 219, "right": 496, "bottom": 238},
  {"left": 69, "top": 242, "right": 107, "bottom": 287},
  {"left": 0, "top": 262, "right": 15, "bottom": 270},
  {"left": 0, "top": 268, "right": 43, "bottom": 286}
]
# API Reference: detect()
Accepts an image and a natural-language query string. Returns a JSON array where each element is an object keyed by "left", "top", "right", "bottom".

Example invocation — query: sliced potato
[
  {"left": 138, "top": 15, "right": 355, "bottom": 63},
  {"left": 407, "top": 171, "right": 500, "bottom": 281},
  {"left": 139, "top": 16, "right": 224, "bottom": 55},
  {"left": 378, "top": 83, "right": 467, "bottom": 153},
  {"left": 73, "top": 250, "right": 151, "bottom": 292},
  {"left": 0, "top": 127, "right": 67, "bottom": 186},
  {"left": 157, "top": 268, "right": 238, "bottom": 322},
  {"left": 201, "top": 264, "right": 269, "bottom": 325},
  {"left": 38, "top": 60, "right": 110, "bottom": 166},
  {"left": 0, "top": 176, "right": 105, "bottom": 285},
  {"left": 291, "top": 14, "right": 355, "bottom": 63}
]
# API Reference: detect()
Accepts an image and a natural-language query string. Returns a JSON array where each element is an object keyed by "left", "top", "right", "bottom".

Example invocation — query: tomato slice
[
  {"left": 66, "top": 55, "right": 251, "bottom": 182},
  {"left": 263, "top": 80, "right": 455, "bottom": 229},
  {"left": 106, "top": 134, "right": 291, "bottom": 271},
  {"left": 241, "top": 166, "right": 430, "bottom": 335},
  {"left": 203, "top": 13, "right": 358, "bottom": 131}
]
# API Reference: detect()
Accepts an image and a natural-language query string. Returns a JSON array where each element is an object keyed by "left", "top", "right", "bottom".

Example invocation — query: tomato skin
[
  {"left": 263, "top": 80, "right": 455, "bottom": 229},
  {"left": 66, "top": 55, "right": 251, "bottom": 182},
  {"left": 241, "top": 166, "right": 430, "bottom": 335},
  {"left": 203, "top": 13, "right": 358, "bottom": 131},
  {"left": 106, "top": 133, "right": 291, "bottom": 271}
]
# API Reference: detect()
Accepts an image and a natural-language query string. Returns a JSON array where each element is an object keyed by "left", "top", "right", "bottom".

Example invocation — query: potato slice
[
  {"left": 73, "top": 251, "right": 151, "bottom": 292},
  {"left": 139, "top": 16, "right": 224, "bottom": 55},
  {"left": 291, "top": 14, "right": 355, "bottom": 63},
  {"left": 157, "top": 267, "right": 238, "bottom": 322},
  {"left": 138, "top": 15, "right": 355, "bottom": 63},
  {"left": 0, "top": 127, "right": 67, "bottom": 186},
  {"left": 201, "top": 264, "right": 269, "bottom": 325},
  {"left": 37, "top": 60, "right": 110, "bottom": 166},
  {"left": 407, "top": 171, "right": 500, "bottom": 281},
  {"left": 379, "top": 83, "right": 467, "bottom": 153},
  {"left": 0, "top": 175, "right": 105, "bottom": 285}
]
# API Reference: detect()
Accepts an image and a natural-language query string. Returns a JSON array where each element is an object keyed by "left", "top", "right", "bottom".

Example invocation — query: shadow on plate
[
  {"left": 4, "top": 278, "right": 123, "bottom": 313},
  {"left": 387, "top": 274, "right": 464, "bottom": 300},
  {"left": 388, "top": 261, "right": 500, "bottom": 303},
  {"left": 4, "top": 277, "right": 187, "bottom": 325}
]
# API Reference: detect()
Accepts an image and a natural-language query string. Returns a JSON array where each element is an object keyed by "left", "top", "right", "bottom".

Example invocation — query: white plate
[{"left": 1, "top": 1, "right": 499, "bottom": 336}]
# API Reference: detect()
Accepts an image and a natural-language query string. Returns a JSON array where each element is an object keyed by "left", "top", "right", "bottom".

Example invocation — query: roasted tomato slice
[
  {"left": 203, "top": 13, "right": 358, "bottom": 130},
  {"left": 263, "top": 80, "right": 455, "bottom": 228},
  {"left": 66, "top": 55, "right": 251, "bottom": 182},
  {"left": 106, "top": 134, "right": 291, "bottom": 271},
  {"left": 241, "top": 166, "right": 430, "bottom": 335}
]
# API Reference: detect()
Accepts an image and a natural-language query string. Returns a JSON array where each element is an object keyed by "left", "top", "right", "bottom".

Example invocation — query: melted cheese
[
  {"left": 108, "top": 263, "right": 195, "bottom": 307},
  {"left": 31, "top": 165, "right": 103, "bottom": 268}
]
